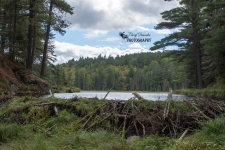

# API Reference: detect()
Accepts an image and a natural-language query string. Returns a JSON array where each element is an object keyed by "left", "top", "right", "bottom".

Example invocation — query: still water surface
[{"left": 52, "top": 91, "right": 188, "bottom": 101}]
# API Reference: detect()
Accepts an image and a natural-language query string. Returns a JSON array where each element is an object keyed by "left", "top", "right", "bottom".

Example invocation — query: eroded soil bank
[{"left": 0, "top": 54, "right": 51, "bottom": 101}]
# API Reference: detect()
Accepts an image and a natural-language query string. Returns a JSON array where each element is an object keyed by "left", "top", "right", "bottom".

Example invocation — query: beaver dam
[{"left": 1, "top": 93, "right": 225, "bottom": 140}]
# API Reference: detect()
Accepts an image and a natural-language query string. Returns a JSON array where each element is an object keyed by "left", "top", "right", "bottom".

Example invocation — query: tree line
[
  {"left": 0, "top": 0, "right": 73, "bottom": 77},
  {"left": 151, "top": 0, "right": 225, "bottom": 88},
  {"left": 50, "top": 52, "right": 187, "bottom": 91}
]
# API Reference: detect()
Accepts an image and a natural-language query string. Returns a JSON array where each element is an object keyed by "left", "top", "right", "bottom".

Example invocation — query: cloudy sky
[{"left": 53, "top": 0, "right": 180, "bottom": 64}]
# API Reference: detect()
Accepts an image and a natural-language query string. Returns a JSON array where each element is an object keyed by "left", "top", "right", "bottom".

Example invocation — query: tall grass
[
  {"left": 0, "top": 124, "right": 21, "bottom": 142},
  {"left": 177, "top": 117, "right": 225, "bottom": 150}
]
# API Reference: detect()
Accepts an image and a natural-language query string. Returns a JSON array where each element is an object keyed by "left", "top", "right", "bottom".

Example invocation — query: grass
[
  {"left": 175, "top": 88, "right": 225, "bottom": 100},
  {"left": 174, "top": 77, "right": 225, "bottom": 100},
  {"left": 1, "top": 96, "right": 225, "bottom": 149},
  {"left": 176, "top": 117, "right": 225, "bottom": 150}
]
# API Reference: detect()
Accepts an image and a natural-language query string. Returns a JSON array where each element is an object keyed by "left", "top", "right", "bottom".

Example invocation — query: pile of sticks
[{"left": 77, "top": 98, "right": 225, "bottom": 138}]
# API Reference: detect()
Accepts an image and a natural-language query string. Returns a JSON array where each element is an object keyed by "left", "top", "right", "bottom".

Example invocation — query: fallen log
[{"left": 132, "top": 92, "right": 144, "bottom": 100}]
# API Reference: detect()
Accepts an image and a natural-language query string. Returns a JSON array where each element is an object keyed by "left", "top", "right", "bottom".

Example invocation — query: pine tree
[{"left": 150, "top": 0, "right": 206, "bottom": 88}]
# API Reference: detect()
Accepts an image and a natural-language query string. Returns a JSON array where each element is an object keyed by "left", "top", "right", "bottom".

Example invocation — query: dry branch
[
  {"left": 163, "top": 88, "right": 173, "bottom": 120},
  {"left": 54, "top": 106, "right": 59, "bottom": 116},
  {"left": 190, "top": 102, "right": 210, "bottom": 120},
  {"left": 77, "top": 99, "right": 225, "bottom": 138},
  {"left": 132, "top": 92, "right": 145, "bottom": 100},
  {"left": 179, "top": 128, "right": 189, "bottom": 140},
  {"left": 34, "top": 102, "right": 57, "bottom": 106},
  {"left": 104, "top": 88, "right": 112, "bottom": 99}
]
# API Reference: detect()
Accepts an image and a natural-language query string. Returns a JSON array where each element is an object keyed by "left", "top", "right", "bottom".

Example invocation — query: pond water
[{"left": 50, "top": 91, "right": 189, "bottom": 101}]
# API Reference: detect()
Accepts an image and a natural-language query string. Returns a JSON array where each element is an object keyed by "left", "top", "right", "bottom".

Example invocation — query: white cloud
[
  {"left": 65, "top": 0, "right": 180, "bottom": 32},
  {"left": 128, "top": 43, "right": 142, "bottom": 49},
  {"left": 151, "top": 29, "right": 172, "bottom": 34},
  {"left": 103, "top": 37, "right": 120, "bottom": 42},
  {"left": 83, "top": 30, "right": 108, "bottom": 38},
  {"left": 54, "top": 41, "right": 158, "bottom": 64},
  {"left": 136, "top": 26, "right": 151, "bottom": 31}
]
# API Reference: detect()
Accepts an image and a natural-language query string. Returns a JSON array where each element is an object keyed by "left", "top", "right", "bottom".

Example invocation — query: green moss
[{"left": 19, "top": 84, "right": 31, "bottom": 91}]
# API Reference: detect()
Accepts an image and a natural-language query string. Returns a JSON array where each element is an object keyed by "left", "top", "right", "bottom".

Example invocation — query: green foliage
[
  {"left": 0, "top": 124, "right": 22, "bottom": 143},
  {"left": 174, "top": 77, "right": 225, "bottom": 99},
  {"left": 134, "top": 136, "right": 173, "bottom": 150},
  {"left": 45, "top": 110, "right": 78, "bottom": 127},
  {"left": 52, "top": 85, "right": 81, "bottom": 93},
  {"left": 50, "top": 52, "right": 187, "bottom": 92},
  {"left": 54, "top": 130, "right": 132, "bottom": 150},
  {"left": 0, "top": 0, "right": 73, "bottom": 76},
  {"left": 19, "top": 84, "right": 31, "bottom": 91},
  {"left": 177, "top": 117, "right": 225, "bottom": 150}
]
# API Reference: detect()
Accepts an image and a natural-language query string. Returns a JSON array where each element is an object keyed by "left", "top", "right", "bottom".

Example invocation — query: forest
[
  {"left": 50, "top": 52, "right": 187, "bottom": 91},
  {"left": 0, "top": 0, "right": 73, "bottom": 77}
]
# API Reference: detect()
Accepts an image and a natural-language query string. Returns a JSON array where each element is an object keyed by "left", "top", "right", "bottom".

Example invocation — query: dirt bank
[{"left": 0, "top": 54, "right": 51, "bottom": 101}]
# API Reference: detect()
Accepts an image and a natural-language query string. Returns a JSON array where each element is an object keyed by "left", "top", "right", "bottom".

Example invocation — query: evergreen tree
[{"left": 150, "top": 0, "right": 206, "bottom": 88}]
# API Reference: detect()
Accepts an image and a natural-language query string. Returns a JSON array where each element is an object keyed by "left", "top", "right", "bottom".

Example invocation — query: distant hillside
[{"left": 48, "top": 52, "right": 187, "bottom": 91}]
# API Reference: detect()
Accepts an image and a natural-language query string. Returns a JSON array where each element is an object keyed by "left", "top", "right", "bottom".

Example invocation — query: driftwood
[
  {"left": 163, "top": 88, "right": 173, "bottom": 120},
  {"left": 132, "top": 92, "right": 145, "bottom": 100}
]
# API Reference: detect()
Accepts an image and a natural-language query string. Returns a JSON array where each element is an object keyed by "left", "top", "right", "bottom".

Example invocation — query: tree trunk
[
  {"left": 40, "top": 0, "right": 53, "bottom": 77},
  {"left": 26, "top": 0, "right": 34, "bottom": 69},
  {"left": 191, "top": 0, "right": 203, "bottom": 88},
  {"left": 11, "top": 0, "right": 17, "bottom": 62},
  {"left": 31, "top": 4, "right": 37, "bottom": 70},
  {"left": 0, "top": 10, "right": 6, "bottom": 53}
]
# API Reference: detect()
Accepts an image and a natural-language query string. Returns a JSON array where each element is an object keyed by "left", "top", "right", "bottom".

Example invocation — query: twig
[
  {"left": 82, "top": 114, "right": 94, "bottom": 129},
  {"left": 34, "top": 102, "right": 57, "bottom": 106},
  {"left": 190, "top": 103, "right": 210, "bottom": 120},
  {"left": 179, "top": 128, "right": 189, "bottom": 140},
  {"left": 122, "top": 113, "right": 127, "bottom": 139},
  {"left": 133, "top": 120, "right": 139, "bottom": 136},
  {"left": 104, "top": 88, "right": 112, "bottom": 99},
  {"left": 54, "top": 106, "right": 59, "bottom": 116},
  {"left": 86, "top": 114, "right": 111, "bottom": 130},
  {"left": 77, "top": 103, "right": 106, "bottom": 124},
  {"left": 137, "top": 119, "right": 146, "bottom": 136}
]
